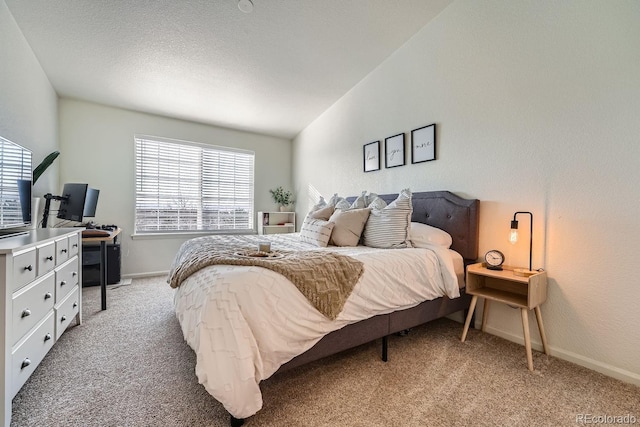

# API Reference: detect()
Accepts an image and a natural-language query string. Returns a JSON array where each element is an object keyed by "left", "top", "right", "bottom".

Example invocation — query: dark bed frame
[{"left": 231, "top": 191, "right": 479, "bottom": 426}]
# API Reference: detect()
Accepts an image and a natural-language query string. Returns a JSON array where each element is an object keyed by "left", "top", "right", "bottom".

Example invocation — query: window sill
[{"left": 131, "top": 230, "right": 256, "bottom": 240}]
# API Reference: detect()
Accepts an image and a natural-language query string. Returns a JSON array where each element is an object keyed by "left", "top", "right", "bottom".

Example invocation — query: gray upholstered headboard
[{"left": 348, "top": 191, "right": 479, "bottom": 263}]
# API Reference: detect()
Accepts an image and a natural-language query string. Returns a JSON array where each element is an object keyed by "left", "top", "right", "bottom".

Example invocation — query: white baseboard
[
  {"left": 122, "top": 271, "right": 169, "bottom": 279},
  {"left": 482, "top": 325, "right": 640, "bottom": 387}
]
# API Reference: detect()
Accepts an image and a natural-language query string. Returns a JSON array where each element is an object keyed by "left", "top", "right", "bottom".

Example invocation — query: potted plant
[{"left": 269, "top": 186, "right": 294, "bottom": 211}]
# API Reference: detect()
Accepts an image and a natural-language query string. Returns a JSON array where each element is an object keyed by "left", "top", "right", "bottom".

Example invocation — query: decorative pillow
[
  {"left": 327, "top": 193, "right": 346, "bottom": 207},
  {"left": 350, "top": 191, "right": 368, "bottom": 209},
  {"left": 365, "top": 192, "right": 380, "bottom": 207},
  {"left": 335, "top": 190, "right": 367, "bottom": 210},
  {"left": 310, "top": 204, "right": 335, "bottom": 220},
  {"left": 363, "top": 188, "right": 413, "bottom": 248},
  {"left": 366, "top": 194, "right": 387, "bottom": 210},
  {"left": 299, "top": 216, "right": 335, "bottom": 247},
  {"left": 310, "top": 196, "right": 327, "bottom": 212},
  {"left": 410, "top": 222, "right": 453, "bottom": 248},
  {"left": 334, "top": 199, "right": 351, "bottom": 210},
  {"left": 328, "top": 208, "right": 371, "bottom": 247}
]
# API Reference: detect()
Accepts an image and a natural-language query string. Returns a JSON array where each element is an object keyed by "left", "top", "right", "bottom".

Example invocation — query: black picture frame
[
  {"left": 385, "top": 133, "right": 405, "bottom": 168},
  {"left": 363, "top": 140, "right": 380, "bottom": 172},
  {"left": 411, "top": 123, "right": 436, "bottom": 163}
]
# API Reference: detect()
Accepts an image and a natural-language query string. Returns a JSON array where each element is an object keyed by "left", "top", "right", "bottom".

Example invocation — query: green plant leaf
[{"left": 33, "top": 151, "right": 60, "bottom": 184}]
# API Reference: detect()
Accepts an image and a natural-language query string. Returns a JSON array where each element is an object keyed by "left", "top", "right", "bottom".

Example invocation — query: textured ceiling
[{"left": 6, "top": 0, "right": 451, "bottom": 139}]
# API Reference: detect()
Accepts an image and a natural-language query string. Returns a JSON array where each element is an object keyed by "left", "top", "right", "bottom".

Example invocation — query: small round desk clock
[{"left": 484, "top": 250, "right": 505, "bottom": 270}]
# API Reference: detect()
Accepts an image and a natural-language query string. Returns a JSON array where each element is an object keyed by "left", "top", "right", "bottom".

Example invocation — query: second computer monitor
[
  {"left": 83, "top": 188, "right": 100, "bottom": 218},
  {"left": 57, "top": 183, "right": 88, "bottom": 222}
]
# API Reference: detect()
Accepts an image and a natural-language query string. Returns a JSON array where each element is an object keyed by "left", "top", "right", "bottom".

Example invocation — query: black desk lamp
[{"left": 510, "top": 211, "right": 534, "bottom": 276}]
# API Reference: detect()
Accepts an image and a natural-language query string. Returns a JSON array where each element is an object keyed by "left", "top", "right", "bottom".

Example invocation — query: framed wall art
[
  {"left": 411, "top": 123, "right": 436, "bottom": 163},
  {"left": 385, "top": 133, "right": 405, "bottom": 168},
  {"left": 363, "top": 140, "right": 380, "bottom": 172}
]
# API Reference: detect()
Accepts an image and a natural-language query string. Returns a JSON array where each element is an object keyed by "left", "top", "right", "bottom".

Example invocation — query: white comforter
[{"left": 173, "top": 234, "right": 460, "bottom": 419}]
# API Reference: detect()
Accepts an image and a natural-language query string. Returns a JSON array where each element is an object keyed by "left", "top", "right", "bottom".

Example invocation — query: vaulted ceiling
[{"left": 6, "top": 0, "right": 451, "bottom": 139}]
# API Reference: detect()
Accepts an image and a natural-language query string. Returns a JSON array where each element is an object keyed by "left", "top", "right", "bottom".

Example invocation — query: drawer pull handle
[
  {"left": 72, "top": 271, "right": 78, "bottom": 277},
  {"left": 44, "top": 333, "right": 52, "bottom": 342},
  {"left": 46, "top": 256, "right": 54, "bottom": 261},
  {"left": 61, "top": 249, "right": 68, "bottom": 254},
  {"left": 61, "top": 315, "right": 67, "bottom": 322},
  {"left": 24, "top": 265, "right": 33, "bottom": 272},
  {"left": 21, "top": 309, "right": 31, "bottom": 318},
  {"left": 73, "top": 302, "right": 78, "bottom": 308},
  {"left": 44, "top": 292, "right": 52, "bottom": 300},
  {"left": 60, "top": 280, "right": 67, "bottom": 286},
  {"left": 73, "top": 243, "right": 78, "bottom": 248},
  {"left": 21, "top": 359, "right": 31, "bottom": 370}
]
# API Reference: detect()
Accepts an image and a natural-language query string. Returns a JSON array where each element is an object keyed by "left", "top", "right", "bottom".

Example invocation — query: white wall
[
  {"left": 293, "top": 1, "right": 640, "bottom": 384},
  {"left": 0, "top": 0, "right": 59, "bottom": 196},
  {"left": 59, "top": 98, "right": 292, "bottom": 276}
]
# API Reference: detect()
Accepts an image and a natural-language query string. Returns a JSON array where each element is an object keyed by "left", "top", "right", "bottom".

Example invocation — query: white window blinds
[
  {"left": 0, "top": 136, "right": 32, "bottom": 228},
  {"left": 135, "top": 135, "right": 254, "bottom": 233}
]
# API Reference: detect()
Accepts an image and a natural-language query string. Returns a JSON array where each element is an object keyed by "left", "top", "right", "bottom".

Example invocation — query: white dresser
[{"left": 1, "top": 228, "right": 82, "bottom": 426}]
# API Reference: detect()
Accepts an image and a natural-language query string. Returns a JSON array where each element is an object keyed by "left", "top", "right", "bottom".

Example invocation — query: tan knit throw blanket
[{"left": 167, "top": 235, "right": 364, "bottom": 320}]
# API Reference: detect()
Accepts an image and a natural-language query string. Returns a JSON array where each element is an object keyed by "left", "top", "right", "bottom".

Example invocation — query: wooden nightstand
[{"left": 461, "top": 262, "right": 549, "bottom": 371}]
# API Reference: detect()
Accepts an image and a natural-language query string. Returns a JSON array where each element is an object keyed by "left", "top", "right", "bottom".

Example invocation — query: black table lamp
[{"left": 510, "top": 211, "right": 534, "bottom": 276}]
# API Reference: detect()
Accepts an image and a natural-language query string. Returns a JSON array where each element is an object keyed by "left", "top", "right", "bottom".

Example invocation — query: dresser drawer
[
  {"left": 55, "top": 257, "right": 79, "bottom": 303},
  {"left": 11, "top": 311, "right": 55, "bottom": 398},
  {"left": 37, "top": 241, "right": 56, "bottom": 276},
  {"left": 12, "top": 272, "right": 55, "bottom": 345},
  {"left": 12, "top": 248, "right": 37, "bottom": 292},
  {"left": 68, "top": 233, "right": 80, "bottom": 257},
  {"left": 55, "top": 237, "right": 70, "bottom": 265},
  {"left": 55, "top": 286, "right": 79, "bottom": 340}
]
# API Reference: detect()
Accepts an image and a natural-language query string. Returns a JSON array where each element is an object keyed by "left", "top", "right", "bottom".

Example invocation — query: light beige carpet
[{"left": 11, "top": 276, "right": 640, "bottom": 426}]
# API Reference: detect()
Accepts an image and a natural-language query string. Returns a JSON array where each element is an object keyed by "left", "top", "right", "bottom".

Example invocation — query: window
[{"left": 135, "top": 135, "right": 254, "bottom": 234}]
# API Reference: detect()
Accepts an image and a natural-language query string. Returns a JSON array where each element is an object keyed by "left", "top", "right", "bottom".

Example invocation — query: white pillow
[
  {"left": 363, "top": 188, "right": 412, "bottom": 249},
  {"left": 335, "top": 191, "right": 368, "bottom": 210},
  {"left": 410, "top": 222, "right": 453, "bottom": 248},
  {"left": 299, "top": 216, "right": 334, "bottom": 247},
  {"left": 310, "top": 196, "right": 327, "bottom": 212},
  {"left": 366, "top": 193, "right": 387, "bottom": 210},
  {"left": 328, "top": 193, "right": 346, "bottom": 207}
]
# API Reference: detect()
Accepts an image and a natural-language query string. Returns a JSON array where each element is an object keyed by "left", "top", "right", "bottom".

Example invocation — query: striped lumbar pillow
[
  {"left": 299, "top": 216, "right": 335, "bottom": 247},
  {"left": 363, "top": 188, "right": 413, "bottom": 248}
]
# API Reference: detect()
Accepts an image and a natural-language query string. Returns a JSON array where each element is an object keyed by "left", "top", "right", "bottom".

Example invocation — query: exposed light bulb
[
  {"left": 510, "top": 219, "right": 519, "bottom": 244},
  {"left": 509, "top": 229, "right": 518, "bottom": 244}
]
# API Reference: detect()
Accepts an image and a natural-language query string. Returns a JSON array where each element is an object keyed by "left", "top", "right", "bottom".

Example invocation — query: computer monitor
[
  {"left": 57, "top": 183, "right": 88, "bottom": 222},
  {"left": 83, "top": 188, "right": 100, "bottom": 217}
]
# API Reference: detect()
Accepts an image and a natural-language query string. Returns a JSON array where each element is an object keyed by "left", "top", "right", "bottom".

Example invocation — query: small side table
[{"left": 461, "top": 263, "right": 549, "bottom": 371}]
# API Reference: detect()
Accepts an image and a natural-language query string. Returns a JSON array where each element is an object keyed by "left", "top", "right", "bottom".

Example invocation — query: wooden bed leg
[
  {"left": 230, "top": 414, "right": 245, "bottom": 427},
  {"left": 381, "top": 335, "right": 388, "bottom": 362}
]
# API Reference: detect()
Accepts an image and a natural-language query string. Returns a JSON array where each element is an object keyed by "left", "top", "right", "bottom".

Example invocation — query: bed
[{"left": 169, "top": 190, "right": 479, "bottom": 426}]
